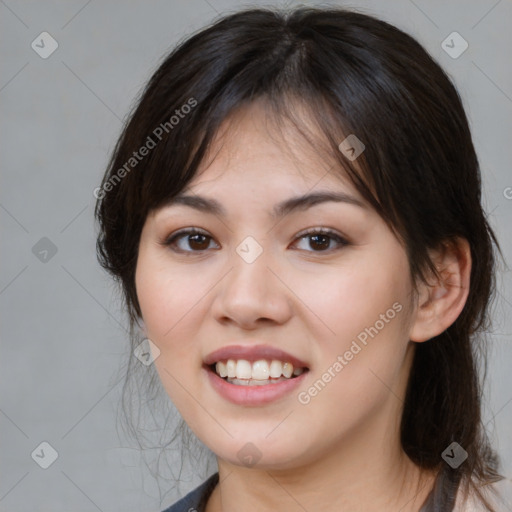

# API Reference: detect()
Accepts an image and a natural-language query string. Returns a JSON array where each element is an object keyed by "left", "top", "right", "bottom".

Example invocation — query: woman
[{"left": 95, "top": 7, "right": 505, "bottom": 511}]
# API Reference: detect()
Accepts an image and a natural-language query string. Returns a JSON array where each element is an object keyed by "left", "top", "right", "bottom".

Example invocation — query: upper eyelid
[
  {"left": 166, "top": 226, "right": 346, "bottom": 239},
  {"left": 164, "top": 227, "right": 348, "bottom": 251}
]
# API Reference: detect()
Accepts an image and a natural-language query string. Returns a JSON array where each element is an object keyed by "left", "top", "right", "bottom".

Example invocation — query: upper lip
[{"left": 204, "top": 344, "right": 309, "bottom": 368}]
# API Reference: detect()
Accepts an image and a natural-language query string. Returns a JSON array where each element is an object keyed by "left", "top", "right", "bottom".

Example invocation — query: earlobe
[{"left": 409, "top": 237, "right": 471, "bottom": 343}]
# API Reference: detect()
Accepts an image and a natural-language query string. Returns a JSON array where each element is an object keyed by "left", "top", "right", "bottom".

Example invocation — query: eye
[
  {"left": 162, "top": 228, "right": 219, "bottom": 254},
  {"left": 292, "top": 228, "right": 349, "bottom": 253},
  {"left": 161, "top": 227, "right": 349, "bottom": 255}
]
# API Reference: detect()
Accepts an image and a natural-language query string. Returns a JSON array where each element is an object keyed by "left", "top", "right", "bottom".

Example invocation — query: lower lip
[{"left": 204, "top": 366, "right": 308, "bottom": 406}]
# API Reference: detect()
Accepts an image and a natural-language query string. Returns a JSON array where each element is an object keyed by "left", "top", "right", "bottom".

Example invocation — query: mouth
[
  {"left": 203, "top": 345, "right": 310, "bottom": 405},
  {"left": 206, "top": 359, "right": 309, "bottom": 386}
]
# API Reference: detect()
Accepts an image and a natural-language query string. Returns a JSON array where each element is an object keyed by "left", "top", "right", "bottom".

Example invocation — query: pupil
[
  {"left": 189, "top": 234, "right": 208, "bottom": 250},
  {"left": 310, "top": 234, "right": 329, "bottom": 251}
]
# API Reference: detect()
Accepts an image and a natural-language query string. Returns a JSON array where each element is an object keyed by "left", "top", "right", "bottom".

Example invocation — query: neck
[{"left": 207, "top": 414, "right": 436, "bottom": 512}]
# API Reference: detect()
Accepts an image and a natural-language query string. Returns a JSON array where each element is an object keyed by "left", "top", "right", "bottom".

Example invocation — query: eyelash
[{"left": 161, "top": 227, "right": 349, "bottom": 255}]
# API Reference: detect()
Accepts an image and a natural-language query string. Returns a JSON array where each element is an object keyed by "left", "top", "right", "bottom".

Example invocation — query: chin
[{"left": 201, "top": 429, "right": 314, "bottom": 471}]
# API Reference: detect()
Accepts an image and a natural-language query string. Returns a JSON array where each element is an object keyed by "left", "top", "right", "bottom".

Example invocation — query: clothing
[
  {"left": 160, "top": 468, "right": 492, "bottom": 512},
  {"left": 161, "top": 473, "right": 218, "bottom": 512},
  {"left": 419, "top": 465, "right": 460, "bottom": 512}
]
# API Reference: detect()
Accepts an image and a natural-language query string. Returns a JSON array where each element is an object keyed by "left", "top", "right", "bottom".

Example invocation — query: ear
[{"left": 409, "top": 237, "right": 471, "bottom": 343}]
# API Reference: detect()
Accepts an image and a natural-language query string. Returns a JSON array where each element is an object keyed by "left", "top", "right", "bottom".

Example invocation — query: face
[{"left": 135, "top": 102, "right": 418, "bottom": 471}]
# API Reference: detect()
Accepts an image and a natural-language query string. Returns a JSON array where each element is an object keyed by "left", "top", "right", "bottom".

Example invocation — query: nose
[{"left": 211, "top": 244, "right": 293, "bottom": 330}]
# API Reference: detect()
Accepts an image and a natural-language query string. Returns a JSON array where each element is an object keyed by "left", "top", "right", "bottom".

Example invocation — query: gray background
[{"left": 1, "top": 0, "right": 511, "bottom": 510}]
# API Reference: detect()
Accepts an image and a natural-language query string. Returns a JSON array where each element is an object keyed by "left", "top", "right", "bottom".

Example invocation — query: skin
[{"left": 135, "top": 101, "right": 471, "bottom": 511}]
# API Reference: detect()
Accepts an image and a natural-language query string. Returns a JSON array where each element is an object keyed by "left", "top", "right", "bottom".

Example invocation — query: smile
[
  {"left": 203, "top": 344, "right": 310, "bottom": 405},
  {"left": 213, "top": 359, "right": 305, "bottom": 385}
]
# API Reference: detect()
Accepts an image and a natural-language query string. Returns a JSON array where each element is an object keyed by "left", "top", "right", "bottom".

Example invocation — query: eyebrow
[{"left": 161, "top": 190, "right": 367, "bottom": 219}]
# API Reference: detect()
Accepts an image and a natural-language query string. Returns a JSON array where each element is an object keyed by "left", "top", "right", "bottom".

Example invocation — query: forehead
[
  {"left": 187, "top": 100, "right": 359, "bottom": 197},
  {"left": 148, "top": 102, "right": 373, "bottom": 227}
]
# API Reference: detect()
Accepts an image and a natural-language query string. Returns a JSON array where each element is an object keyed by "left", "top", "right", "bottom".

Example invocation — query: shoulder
[{"left": 160, "top": 473, "right": 219, "bottom": 512}]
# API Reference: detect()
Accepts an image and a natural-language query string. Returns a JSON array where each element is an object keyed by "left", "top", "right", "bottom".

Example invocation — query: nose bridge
[
  {"left": 213, "top": 233, "right": 291, "bottom": 327},
  {"left": 229, "top": 233, "right": 273, "bottom": 300}
]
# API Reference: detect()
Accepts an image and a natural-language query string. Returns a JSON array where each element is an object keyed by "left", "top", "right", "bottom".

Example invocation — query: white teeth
[
  {"left": 228, "top": 377, "right": 290, "bottom": 386},
  {"left": 226, "top": 359, "right": 236, "bottom": 378},
  {"left": 216, "top": 361, "right": 227, "bottom": 378},
  {"left": 213, "top": 358, "right": 306, "bottom": 382},
  {"left": 269, "top": 360, "right": 283, "bottom": 378},
  {"left": 282, "top": 362, "right": 293, "bottom": 378},
  {"left": 252, "top": 360, "right": 269, "bottom": 380},
  {"left": 236, "top": 360, "right": 252, "bottom": 379}
]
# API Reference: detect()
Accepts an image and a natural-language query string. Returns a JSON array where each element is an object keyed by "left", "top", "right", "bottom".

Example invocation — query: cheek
[
  {"left": 136, "top": 247, "right": 202, "bottom": 335},
  {"left": 303, "top": 247, "right": 413, "bottom": 397},
  {"left": 135, "top": 257, "right": 207, "bottom": 418},
  {"left": 136, "top": 270, "right": 175, "bottom": 336},
  {"left": 293, "top": 251, "right": 411, "bottom": 351},
  {"left": 135, "top": 250, "right": 201, "bottom": 369}
]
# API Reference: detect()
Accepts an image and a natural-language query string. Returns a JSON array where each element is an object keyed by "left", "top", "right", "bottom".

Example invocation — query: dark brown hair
[{"left": 95, "top": 7, "right": 504, "bottom": 509}]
